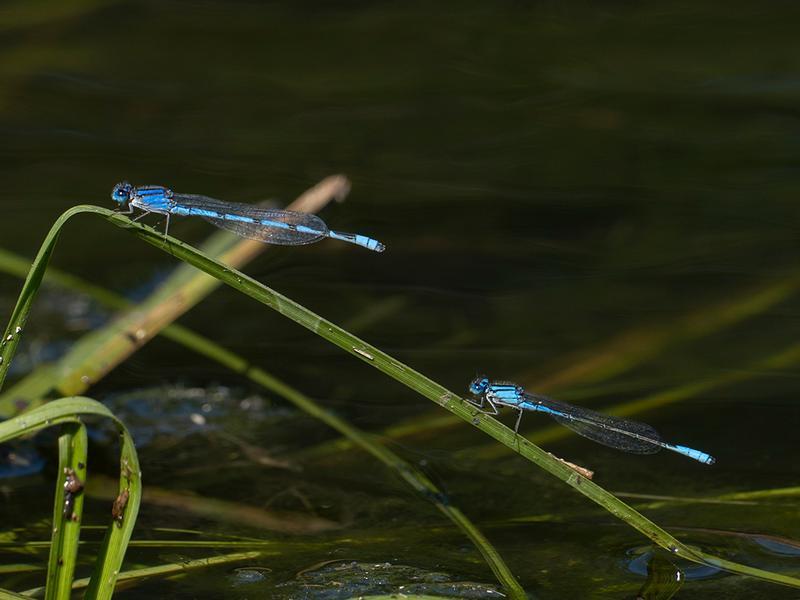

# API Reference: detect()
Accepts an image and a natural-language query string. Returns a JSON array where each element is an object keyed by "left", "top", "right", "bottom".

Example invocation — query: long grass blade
[
  {"left": 114, "top": 208, "right": 800, "bottom": 588},
  {"left": 0, "top": 176, "right": 349, "bottom": 413},
  {"left": 3, "top": 204, "right": 799, "bottom": 589},
  {"left": 45, "top": 422, "right": 87, "bottom": 600},
  {"left": 0, "top": 256, "right": 525, "bottom": 595},
  {"left": 0, "top": 201, "right": 526, "bottom": 596},
  {"left": 302, "top": 273, "right": 800, "bottom": 457},
  {"left": 0, "top": 397, "right": 141, "bottom": 600},
  {"left": 97, "top": 206, "right": 800, "bottom": 588}
]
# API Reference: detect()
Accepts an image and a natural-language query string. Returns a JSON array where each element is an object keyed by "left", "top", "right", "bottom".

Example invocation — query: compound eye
[
  {"left": 469, "top": 377, "right": 487, "bottom": 394},
  {"left": 111, "top": 182, "right": 132, "bottom": 202}
]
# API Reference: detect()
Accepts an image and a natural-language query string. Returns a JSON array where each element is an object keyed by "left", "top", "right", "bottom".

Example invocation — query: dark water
[{"left": 1, "top": 1, "right": 799, "bottom": 598}]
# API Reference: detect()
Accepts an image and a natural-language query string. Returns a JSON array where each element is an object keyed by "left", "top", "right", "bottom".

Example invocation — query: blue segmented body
[
  {"left": 467, "top": 376, "right": 715, "bottom": 465},
  {"left": 110, "top": 182, "right": 385, "bottom": 252}
]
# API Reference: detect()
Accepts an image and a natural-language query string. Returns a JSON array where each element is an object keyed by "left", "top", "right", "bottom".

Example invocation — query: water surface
[{"left": 0, "top": 2, "right": 798, "bottom": 597}]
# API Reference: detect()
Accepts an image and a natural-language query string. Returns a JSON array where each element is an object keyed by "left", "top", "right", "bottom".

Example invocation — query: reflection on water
[{"left": 1, "top": 1, "right": 799, "bottom": 597}]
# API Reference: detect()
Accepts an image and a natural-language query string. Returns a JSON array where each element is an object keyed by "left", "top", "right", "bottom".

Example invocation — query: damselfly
[
  {"left": 111, "top": 182, "right": 385, "bottom": 252},
  {"left": 467, "top": 376, "right": 715, "bottom": 465}
]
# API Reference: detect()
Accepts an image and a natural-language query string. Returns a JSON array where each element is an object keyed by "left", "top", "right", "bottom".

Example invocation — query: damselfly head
[
  {"left": 468, "top": 375, "right": 489, "bottom": 396},
  {"left": 111, "top": 181, "right": 133, "bottom": 205}
]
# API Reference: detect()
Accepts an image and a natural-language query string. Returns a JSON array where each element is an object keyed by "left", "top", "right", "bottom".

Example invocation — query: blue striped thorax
[
  {"left": 469, "top": 376, "right": 527, "bottom": 408},
  {"left": 131, "top": 185, "right": 175, "bottom": 211},
  {"left": 486, "top": 382, "right": 525, "bottom": 407},
  {"left": 111, "top": 182, "right": 176, "bottom": 212}
]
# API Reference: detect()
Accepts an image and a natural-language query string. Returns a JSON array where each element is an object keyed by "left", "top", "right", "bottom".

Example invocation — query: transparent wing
[
  {"left": 525, "top": 393, "right": 662, "bottom": 454},
  {"left": 172, "top": 193, "right": 329, "bottom": 245}
]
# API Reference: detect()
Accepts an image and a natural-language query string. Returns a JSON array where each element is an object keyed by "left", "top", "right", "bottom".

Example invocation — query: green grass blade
[
  {"left": 304, "top": 272, "right": 800, "bottom": 458},
  {"left": 4, "top": 204, "right": 799, "bottom": 589},
  {"left": 0, "top": 205, "right": 80, "bottom": 394},
  {"left": 45, "top": 422, "right": 87, "bottom": 600},
  {"left": 0, "top": 397, "right": 141, "bottom": 599},
  {"left": 0, "top": 243, "right": 525, "bottom": 594},
  {"left": 94, "top": 206, "right": 799, "bottom": 588},
  {"left": 0, "top": 175, "right": 350, "bottom": 417},
  {"left": 118, "top": 209, "right": 800, "bottom": 588},
  {"left": 83, "top": 430, "right": 140, "bottom": 600}
]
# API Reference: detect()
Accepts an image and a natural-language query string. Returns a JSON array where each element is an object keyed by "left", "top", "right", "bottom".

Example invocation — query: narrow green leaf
[
  {"left": 110, "top": 208, "right": 800, "bottom": 589},
  {"left": 3, "top": 205, "right": 799, "bottom": 590},
  {"left": 45, "top": 422, "right": 87, "bottom": 600},
  {"left": 0, "top": 210, "right": 526, "bottom": 596},
  {"left": 0, "top": 397, "right": 141, "bottom": 599},
  {"left": 1, "top": 175, "right": 348, "bottom": 405},
  {"left": 95, "top": 206, "right": 800, "bottom": 589}
]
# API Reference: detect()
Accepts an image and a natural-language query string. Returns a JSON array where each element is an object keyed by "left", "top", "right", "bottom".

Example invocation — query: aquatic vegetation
[{"left": 1, "top": 196, "right": 798, "bottom": 598}]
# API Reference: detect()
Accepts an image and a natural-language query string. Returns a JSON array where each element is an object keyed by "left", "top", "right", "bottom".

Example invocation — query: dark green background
[{"left": 1, "top": 2, "right": 798, "bottom": 597}]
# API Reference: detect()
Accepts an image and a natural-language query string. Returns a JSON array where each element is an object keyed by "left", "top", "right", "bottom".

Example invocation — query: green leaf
[
  {"left": 0, "top": 198, "right": 526, "bottom": 597},
  {"left": 45, "top": 422, "right": 87, "bottom": 600},
  {"left": 0, "top": 398, "right": 141, "bottom": 600},
  {"left": 3, "top": 204, "right": 799, "bottom": 591}
]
